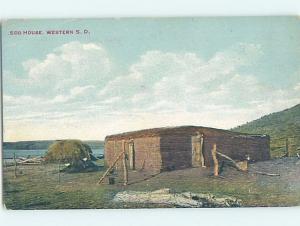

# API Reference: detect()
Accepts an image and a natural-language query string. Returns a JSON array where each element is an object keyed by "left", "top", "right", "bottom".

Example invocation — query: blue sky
[{"left": 2, "top": 17, "right": 300, "bottom": 141}]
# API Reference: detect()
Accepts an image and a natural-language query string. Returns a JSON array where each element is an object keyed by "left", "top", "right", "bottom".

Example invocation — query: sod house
[{"left": 104, "top": 126, "right": 270, "bottom": 173}]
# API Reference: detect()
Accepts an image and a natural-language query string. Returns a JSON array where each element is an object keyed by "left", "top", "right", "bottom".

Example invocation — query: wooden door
[
  {"left": 192, "top": 134, "right": 205, "bottom": 167},
  {"left": 128, "top": 141, "right": 135, "bottom": 170}
]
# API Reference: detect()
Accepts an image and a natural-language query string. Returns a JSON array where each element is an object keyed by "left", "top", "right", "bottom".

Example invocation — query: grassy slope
[{"left": 232, "top": 104, "right": 300, "bottom": 157}]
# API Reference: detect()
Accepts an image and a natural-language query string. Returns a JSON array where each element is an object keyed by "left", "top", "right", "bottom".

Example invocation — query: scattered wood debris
[
  {"left": 216, "top": 151, "right": 248, "bottom": 172},
  {"left": 98, "top": 150, "right": 125, "bottom": 184},
  {"left": 18, "top": 157, "right": 44, "bottom": 165},
  {"left": 250, "top": 170, "right": 280, "bottom": 177},
  {"left": 215, "top": 148, "right": 279, "bottom": 177},
  {"left": 113, "top": 188, "right": 241, "bottom": 207},
  {"left": 4, "top": 157, "right": 44, "bottom": 166}
]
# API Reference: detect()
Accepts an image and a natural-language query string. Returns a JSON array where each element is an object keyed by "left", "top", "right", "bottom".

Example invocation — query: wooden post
[
  {"left": 58, "top": 160, "right": 61, "bottom": 183},
  {"left": 140, "top": 159, "right": 146, "bottom": 171},
  {"left": 123, "top": 140, "right": 128, "bottom": 186},
  {"left": 13, "top": 152, "right": 17, "bottom": 178},
  {"left": 216, "top": 151, "right": 248, "bottom": 172},
  {"left": 286, "top": 138, "right": 289, "bottom": 157},
  {"left": 211, "top": 144, "right": 218, "bottom": 176},
  {"left": 200, "top": 134, "right": 205, "bottom": 167},
  {"left": 128, "top": 141, "right": 135, "bottom": 170},
  {"left": 98, "top": 150, "right": 124, "bottom": 184}
]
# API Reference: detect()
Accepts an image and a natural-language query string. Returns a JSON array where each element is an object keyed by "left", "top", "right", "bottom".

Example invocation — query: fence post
[
  {"left": 58, "top": 160, "right": 61, "bottom": 183},
  {"left": 13, "top": 152, "right": 17, "bottom": 178},
  {"left": 286, "top": 138, "right": 289, "bottom": 157},
  {"left": 122, "top": 140, "right": 128, "bottom": 186},
  {"left": 211, "top": 144, "right": 218, "bottom": 176}
]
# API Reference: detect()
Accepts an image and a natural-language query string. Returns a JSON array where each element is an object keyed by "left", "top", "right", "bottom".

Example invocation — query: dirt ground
[{"left": 2, "top": 157, "right": 300, "bottom": 209}]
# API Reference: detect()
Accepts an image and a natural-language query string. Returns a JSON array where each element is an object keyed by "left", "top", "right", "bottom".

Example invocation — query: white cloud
[
  {"left": 50, "top": 85, "right": 96, "bottom": 104},
  {"left": 98, "top": 43, "right": 266, "bottom": 113},
  {"left": 3, "top": 41, "right": 300, "bottom": 141},
  {"left": 9, "top": 41, "right": 112, "bottom": 98},
  {"left": 95, "top": 42, "right": 300, "bottom": 127},
  {"left": 70, "top": 85, "right": 94, "bottom": 96},
  {"left": 294, "top": 83, "right": 300, "bottom": 91},
  {"left": 3, "top": 94, "right": 42, "bottom": 106}
]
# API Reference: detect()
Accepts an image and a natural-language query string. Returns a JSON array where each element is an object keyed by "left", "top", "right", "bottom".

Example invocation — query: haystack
[{"left": 45, "top": 140, "right": 99, "bottom": 173}]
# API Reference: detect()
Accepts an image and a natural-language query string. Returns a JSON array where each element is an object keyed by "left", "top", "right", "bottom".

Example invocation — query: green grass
[
  {"left": 3, "top": 159, "right": 300, "bottom": 209},
  {"left": 232, "top": 103, "right": 300, "bottom": 158},
  {"left": 3, "top": 161, "right": 120, "bottom": 209}
]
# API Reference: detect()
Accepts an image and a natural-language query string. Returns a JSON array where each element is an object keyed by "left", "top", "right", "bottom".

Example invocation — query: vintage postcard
[{"left": 1, "top": 17, "right": 300, "bottom": 209}]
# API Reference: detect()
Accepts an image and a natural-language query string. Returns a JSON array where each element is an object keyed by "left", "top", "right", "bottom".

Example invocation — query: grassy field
[
  {"left": 232, "top": 103, "right": 300, "bottom": 158},
  {"left": 3, "top": 158, "right": 300, "bottom": 209}
]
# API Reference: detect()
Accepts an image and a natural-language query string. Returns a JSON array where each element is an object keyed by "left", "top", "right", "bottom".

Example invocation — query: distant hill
[
  {"left": 232, "top": 104, "right": 300, "bottom": 157},
  {"left": 3, "top": 140, "right": 104, "bottom": 150}
]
